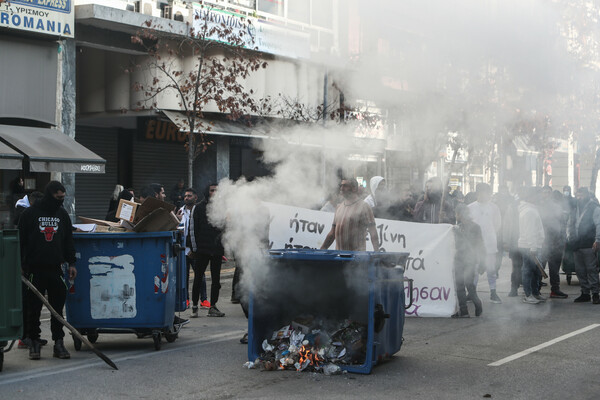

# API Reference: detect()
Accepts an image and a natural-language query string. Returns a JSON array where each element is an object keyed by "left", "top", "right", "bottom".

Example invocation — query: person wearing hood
[
  {"left": 364, "top": 176, "right": 385, "bottom": 208},
  {"left": 567, "top": 187, "right": 600, "bottom": 304},
  {"left": 18, "top": 181, "right": 77, "bottom": 360}
]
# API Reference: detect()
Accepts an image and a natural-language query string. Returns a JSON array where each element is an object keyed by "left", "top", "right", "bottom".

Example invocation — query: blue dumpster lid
[
  {"left": 73, "top": 231, "right": 177, "bottom": 239},
  {"left": 268, "top": 249, "right": 408, "bottom": 266}
]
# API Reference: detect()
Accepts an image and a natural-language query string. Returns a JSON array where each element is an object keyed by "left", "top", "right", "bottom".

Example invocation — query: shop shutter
[
  {"left": 75, "top": 126, "right": 119, "bottom": 220},
  {"left": 132, "top": 137, "right": 188, "bottom": 202}
]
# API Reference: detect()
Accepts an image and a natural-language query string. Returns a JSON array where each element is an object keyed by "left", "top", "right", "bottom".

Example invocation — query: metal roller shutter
[
  {"left": 132, "top": 137, "right": 188, "bottom": 202},
  {"left": 75, "top": 126, "right": 119, "bottom": 219}
]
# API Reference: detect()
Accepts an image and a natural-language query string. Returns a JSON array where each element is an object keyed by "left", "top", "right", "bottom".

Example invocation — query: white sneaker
[
  {"left": 190, "top": 306, "right": 198, "bottom": 318},
  {"left": 523, "top": 295, "right": 541, "bottom": 304}
]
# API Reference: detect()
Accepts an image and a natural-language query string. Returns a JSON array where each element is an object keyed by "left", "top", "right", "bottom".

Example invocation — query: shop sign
[
  {"left": 0, "top": 0, "right": 74, "bottom": 38},
  {"left": 142, "top": 119, "right": 187, "bottom": 144},
  {"left": 191, "top": 4, "right": 310, "bottom": 59}
]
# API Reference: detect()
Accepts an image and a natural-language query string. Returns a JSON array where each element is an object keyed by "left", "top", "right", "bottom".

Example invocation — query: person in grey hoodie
[{"left": 567, "top": 187, "right": 600, "bottom": 304}]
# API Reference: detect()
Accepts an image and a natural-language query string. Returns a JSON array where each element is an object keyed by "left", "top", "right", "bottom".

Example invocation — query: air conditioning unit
[
  {"left": 164, "top": 0, "right": 190, "bottom": 22},
  {"left": 135, "top": 0, "right": 162, "bottom": 17}
]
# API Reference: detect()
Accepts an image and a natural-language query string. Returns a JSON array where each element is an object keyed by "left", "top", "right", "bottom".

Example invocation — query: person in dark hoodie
[
  {"left": 453, "top": 204, "right": 484, "bottom": 317},
  {"left": 413, "top": 177, "right": 454, "bottom": 224},
  {"left": 191, "top": 183, "right": 226, "bottom": 317},
  {"left": 18, "top": 181, "right": 77, "bottom": 361}
]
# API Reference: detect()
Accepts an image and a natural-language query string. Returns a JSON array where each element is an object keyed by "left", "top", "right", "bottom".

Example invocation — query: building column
[{"left": 59, "top": 39, "right": 77, "bottom": 219}]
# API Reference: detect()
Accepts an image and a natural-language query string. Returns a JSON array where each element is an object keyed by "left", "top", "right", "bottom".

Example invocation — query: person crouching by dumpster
[
  {"left": 320, "top": 178, "right": 380, "bottom": 251},
  {"left": 17, "top": 181, "right": 77, "bottom": 360},
  {"left": 453, "top": 204, "right": 484, "bottom": 317},
  {"left": 191, "top": 183, "right": 226, "bottom": 317}
]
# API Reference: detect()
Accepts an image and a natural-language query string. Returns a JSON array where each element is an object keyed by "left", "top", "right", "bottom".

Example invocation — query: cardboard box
[
  {"left": 115, "top": 199, "right": 140, "bottom": 223},
  {"left": 133, "top": 197, "right": 176, "bottom": 224},
  {"left": 133, "top": 209, "right": 180, "bottom": 233}
]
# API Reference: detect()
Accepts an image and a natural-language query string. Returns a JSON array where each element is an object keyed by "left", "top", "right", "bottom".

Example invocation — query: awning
[
  {"left": 0, "top": 125, "right": 106, "bottom": 173},
  {"left": 0, "top": 141, "right": 23, "bottom": 170},
  {"left": 162, "top": 110, "right": 270, "bottom": 139},
  {"left": 162, "top": 110, "right": 386, "bottom": 153}
]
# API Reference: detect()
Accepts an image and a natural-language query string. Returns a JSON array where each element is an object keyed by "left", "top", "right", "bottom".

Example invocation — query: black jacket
[
  {"left": 18, "top": 200, "right": 76, "bottom": 272},
  {"left": 191, "top": 199, "right": 224, "bottom": 256}
]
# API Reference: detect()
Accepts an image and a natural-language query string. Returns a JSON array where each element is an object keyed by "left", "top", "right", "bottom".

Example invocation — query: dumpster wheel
[
  {"left": 87, "top": 331, "right": 99, "bottom": 344},
  {"left": 152, "top": 333, "right": 162, "bottom": 350},
  {"left": 73, "top": 335, "right": 82, "bottom": 351},
  {"left": 0, "top": 348, "right": 4, "bottom": 372},
  {"left": 165, "top": 332, "right": 177, "bottom": 343}
]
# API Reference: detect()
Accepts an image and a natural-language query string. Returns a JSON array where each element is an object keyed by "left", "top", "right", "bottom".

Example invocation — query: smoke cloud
[{"left": 207, "top": 0, "right": 591, "bottom": 308}]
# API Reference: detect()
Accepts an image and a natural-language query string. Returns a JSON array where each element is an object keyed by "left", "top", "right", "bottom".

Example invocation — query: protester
[
  {"left": 8, "top": 176, "right": 25, "bottom": 224},
  {"left": 13, "top": 191, "right": 44, "bottom": 350},
  {"left": 105, "top": 188, "right": 134, "bottom": 222},
  {"left": 107, "top": 184, "right": 124, "bottom": 215},
  {"left": 177, "top": 188, "right": 210, "bottom": 317},
  {"left": 493, "top": 184, "right": 512, "bottom": 276},
  {"left": 567, "top": 187, "right": 600, "bottom": 304},
  {"left": 538, "top": 187, "right": 569, "bottom": 298},
  {"left": 320, "top": 178, "right": 380, "bottom": 251},
  {"left": 502, "top": 189, "right": 523, "bottom": 297},
  {"left": 13, "top": 191, "right": 43, "bottom": 226},
  {"left": 364, "top": 176, "right": 386, "bottom": 209},
  {"left": 413, "top": 177, "right": 454, "bottom": 224},
  {"left": 191, "top": 184, "right": 226, "bottom": 317},
  {"left": 140, "top": 183, "right": 166, "bottom": 203},
  {"left": 18, "top": 181, "right": 77, "bottom": 360},
  {"left": 561, "top": 186, "right": 577, "bottom": 284},
  {"left": 517, "top": 187, "right": 546, "bottom": 304},
  {"left": 170, "top": 179, "right": 186, "bottom": 209},
  {"left": 468, "top": 183, "right": 502, "bottom": 304},
  {"left": 453, "top": 204, "right": 484, "bottom": 317}
]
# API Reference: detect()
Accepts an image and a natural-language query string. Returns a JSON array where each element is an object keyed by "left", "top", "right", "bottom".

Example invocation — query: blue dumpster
[
  {"left": 248, "top": 249, "right": 409, "bottom": 374},
  {"left": 66, "top": 231, "right": 186, "bottom": 350}
]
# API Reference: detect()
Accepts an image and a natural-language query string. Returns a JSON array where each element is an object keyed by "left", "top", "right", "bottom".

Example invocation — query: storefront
[{"left": 0, "top": 2, "right": 105, "bottom": 227}]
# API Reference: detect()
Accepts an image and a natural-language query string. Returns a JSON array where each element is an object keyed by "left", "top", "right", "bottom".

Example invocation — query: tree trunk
[{"left": 187, "top": 130, "right": 195, "bottom": 188}]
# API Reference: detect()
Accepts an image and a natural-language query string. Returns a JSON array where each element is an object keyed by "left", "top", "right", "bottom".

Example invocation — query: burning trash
[{"left": 246, "top": 316, "right": 367, "bottom": 374}]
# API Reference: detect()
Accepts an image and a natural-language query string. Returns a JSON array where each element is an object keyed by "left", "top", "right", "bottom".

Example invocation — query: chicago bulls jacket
[{"left": 18, "top": 201, "right": 76, "bottom": 273}]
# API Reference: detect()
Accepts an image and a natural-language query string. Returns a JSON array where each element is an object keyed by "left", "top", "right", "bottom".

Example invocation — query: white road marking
[
  {"left": 488, "top": 323, "right": 600, "bottom": 367},
  {"left": 0, "top": 330, "right": 244, "bottom": 385}
]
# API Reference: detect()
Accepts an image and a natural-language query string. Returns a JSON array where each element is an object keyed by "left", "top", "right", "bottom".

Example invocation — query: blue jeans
[{"left": 520, "top": 249, "right": 541, "bottom": 297}]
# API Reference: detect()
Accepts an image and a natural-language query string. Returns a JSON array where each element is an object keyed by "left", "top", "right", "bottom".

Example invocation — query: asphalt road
[{"left": 1, "top": 257, "right": 599, "bottom": 400}]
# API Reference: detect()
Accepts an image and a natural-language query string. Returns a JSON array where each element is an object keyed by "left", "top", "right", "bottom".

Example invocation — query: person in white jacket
[
  {"left": 364, "top": 176, "right": 386, "bottom": 209},
  {"left": 468, "top": 183, "right": 502, "bottom": 303},
  {"left": 517, "top": 187, "right": 546, "bottom": 304}
]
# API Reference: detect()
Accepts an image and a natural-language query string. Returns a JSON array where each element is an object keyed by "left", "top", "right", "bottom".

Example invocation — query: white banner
[
  {"left": 265, "top": 202, "right": 457, "bottom": 317},
  {"left": 0, "top": 0, "right": 74, "bottom": 38}
]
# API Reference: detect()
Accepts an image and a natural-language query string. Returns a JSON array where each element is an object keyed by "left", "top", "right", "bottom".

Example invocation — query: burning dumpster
[{"left": 248, "top": 249, "right": 410, "bottom": 374}]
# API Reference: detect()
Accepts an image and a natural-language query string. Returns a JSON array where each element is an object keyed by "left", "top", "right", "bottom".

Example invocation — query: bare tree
[{"left": 131, "top": 5, "right": 267, "bottom": 186}]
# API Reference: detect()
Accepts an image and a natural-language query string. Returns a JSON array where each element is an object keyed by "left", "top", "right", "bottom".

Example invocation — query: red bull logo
[{"left": 38, "top": 217, "right": 60, "bottom": 242}]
